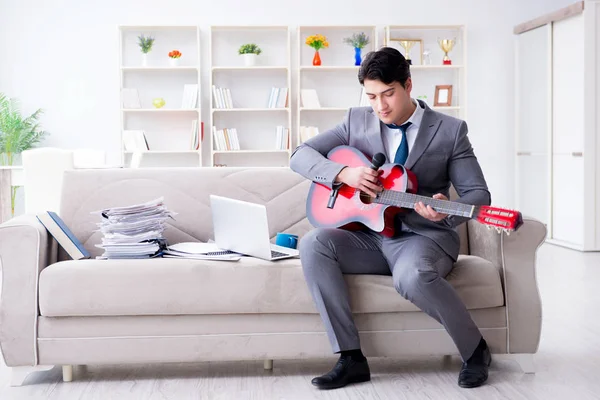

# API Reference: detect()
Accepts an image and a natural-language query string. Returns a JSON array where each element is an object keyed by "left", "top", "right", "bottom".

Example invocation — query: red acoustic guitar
[{"left": 306, "top": 146, "right": 523, "bottom": 236}]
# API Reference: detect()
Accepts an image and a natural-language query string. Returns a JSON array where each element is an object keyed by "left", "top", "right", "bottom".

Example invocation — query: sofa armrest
[
  {"left": 0, "top": 214, "right": 57, "bottom": 366},
  {"left": 468, "top": 217, "right": 547, "bottom": 354}
]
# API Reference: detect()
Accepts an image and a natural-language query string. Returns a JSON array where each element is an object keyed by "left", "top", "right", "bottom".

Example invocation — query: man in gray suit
[{"left": 289, "top": 47, "right": 492, "bottom": 390}]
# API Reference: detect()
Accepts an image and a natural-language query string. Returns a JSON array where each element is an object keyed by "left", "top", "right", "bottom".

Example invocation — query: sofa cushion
[{"left": 38, "top": 255, "right": 504, "bottom": 317}]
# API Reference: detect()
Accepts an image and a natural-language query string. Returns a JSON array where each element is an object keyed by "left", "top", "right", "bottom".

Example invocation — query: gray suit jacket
[{"left": 289, "top": 100, "right": 491, "bottom": 261}]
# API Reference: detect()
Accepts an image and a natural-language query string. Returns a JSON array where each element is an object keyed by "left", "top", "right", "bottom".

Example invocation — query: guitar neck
[{"left": 375, "top": 190, "right": 475, "bottom": 218}]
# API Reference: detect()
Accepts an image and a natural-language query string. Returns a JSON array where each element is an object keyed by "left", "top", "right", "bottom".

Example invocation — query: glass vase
[
  {"left": 354, "top": 47, "right": 362, "bottom": 66},
  {"left": 312, "top": 51, "right": 321, "bottom": 66},
  {"left": 0, "top": 152, "right": 13, "bottom": 166}
]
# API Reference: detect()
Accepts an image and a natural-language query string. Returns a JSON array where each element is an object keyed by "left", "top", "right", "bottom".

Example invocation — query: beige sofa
[{"left": 0, "top": 167, "right": 547, "bottom": 386}]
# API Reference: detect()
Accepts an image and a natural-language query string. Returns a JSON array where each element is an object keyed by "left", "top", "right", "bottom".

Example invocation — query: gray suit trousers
[{"left": 299, "top": 227, "right": 482, "bottom": 362}]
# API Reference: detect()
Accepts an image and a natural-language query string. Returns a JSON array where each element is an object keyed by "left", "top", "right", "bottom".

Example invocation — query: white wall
[{"left": 0, "top": 0, "right": 579, "bottom": 208}]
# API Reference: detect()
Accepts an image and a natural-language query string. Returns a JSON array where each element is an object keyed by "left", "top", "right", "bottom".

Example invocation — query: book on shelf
[
  {"left": 301, "top": 89, "right": 321, "bottom": 108},
  {"left": 121, "top": 88, "right": 141, "bottom": 109},
  {"left": 190, "top": 120, "right": 202, "bottom": 150},
  {"left": 182, "top": 84, "right": 198, "bottom": 109},
  {"left": 123, "top": 130, "right": 150, "bottom": 151},
  {"left": 36, "top": 211, "right": 91, "bottom": 260},
  {"left": 268, "top": 88, "right": 289, "bottom": 108},
  {"left": 212, "top": 85, "right": 233, "bottom": 109},
  {"left": 300, "top": 126, "right": 320, "bottom": 143},
  {"left": 275, "top": 126, "right": 289, "bottom": 150},
  {"left": 212, "top": 126, "right": 240, "bottom": 151}
]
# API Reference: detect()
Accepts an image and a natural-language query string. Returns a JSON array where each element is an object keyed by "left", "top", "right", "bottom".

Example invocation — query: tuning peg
[
  {"left": 505, "top": 229, "right": 511, "bottom": 236},
  {"left": 487, "top": 225, "right": 492, "bottom": 230},
  {"left": 496, "top": 227, "right": 501, "bottom": 234}
]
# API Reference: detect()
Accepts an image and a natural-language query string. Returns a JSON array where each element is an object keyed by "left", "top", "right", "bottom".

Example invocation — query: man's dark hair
[{"left": 358, "top": 47, "right": 411, "bottom": 87}]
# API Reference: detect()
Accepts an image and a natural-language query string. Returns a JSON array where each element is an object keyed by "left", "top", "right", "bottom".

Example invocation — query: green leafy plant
[
  {"left": 238, "top": 43, "right": 262, "bottom": 55},
  {"left": 137, "top": 34, "right": 155, "bottom": 54},
  {"left": 0, "top": 93, "right": 48, "bottom": 165},
  {"left": 0, "top": 93, "right": 49, "bottom": 215},
  {"left": 343, "top": 32, "right": 370, "bottom": 49}
]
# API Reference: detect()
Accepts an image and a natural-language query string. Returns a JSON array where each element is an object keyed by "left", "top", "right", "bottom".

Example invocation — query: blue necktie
[{"left": 387, "top": 122, "right": 412, "bottom": 165}]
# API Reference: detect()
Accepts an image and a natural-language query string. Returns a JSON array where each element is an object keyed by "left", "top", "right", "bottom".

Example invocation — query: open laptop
[{"left": 210, "top": 195, "right": 299, "bottom": 261}]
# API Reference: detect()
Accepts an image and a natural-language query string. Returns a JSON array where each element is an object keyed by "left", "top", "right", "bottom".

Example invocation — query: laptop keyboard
[{"left": 271, "top": 250, "right": 289, "bottom": 258}]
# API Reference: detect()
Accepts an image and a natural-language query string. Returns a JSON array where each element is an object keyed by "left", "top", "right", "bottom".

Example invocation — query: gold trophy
[
  {"left": 398, "top": 40, "right": 416, "bottom": 65},
  {"left": 437, "top": 38, "right": 456, "bottom": 65}
]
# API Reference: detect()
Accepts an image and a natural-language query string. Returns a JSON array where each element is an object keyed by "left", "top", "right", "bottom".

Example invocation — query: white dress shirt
[{"left": 382, "top": 99, "right": 424, "bottom": 163}]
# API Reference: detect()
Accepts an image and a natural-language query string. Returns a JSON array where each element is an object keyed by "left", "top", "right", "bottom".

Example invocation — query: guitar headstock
[{"left": 474, "top": 206, "right": 523, "bottom": 235}]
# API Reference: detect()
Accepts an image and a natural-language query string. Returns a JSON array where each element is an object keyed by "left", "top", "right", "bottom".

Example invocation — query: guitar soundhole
[
  {"left": 354, "top": 190, "right": 377, "bottom": 210},
  {"left": 359, "top": 191, "right": 374, "bottom": 204}
]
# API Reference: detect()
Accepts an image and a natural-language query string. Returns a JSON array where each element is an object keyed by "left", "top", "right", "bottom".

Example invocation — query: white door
[
  {"left": 551, "top": 154, "right": 584, "bottom": 246},
  {"left": 552, "top": 14, "right": 585, "bottom": 155},
  {"left": 516, "top": 154, "right": 549, "bottom": 224},
  {"left": 515, "top": 24, "right": 551, "bottom": 155},
  {"left": 515, "top": 24, "right": 551, "bottom": 223}
]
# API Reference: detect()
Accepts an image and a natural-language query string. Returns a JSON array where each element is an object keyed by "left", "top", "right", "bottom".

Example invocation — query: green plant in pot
[
  {"left": 343, "top": 32, "right": 370, "bottom": 66},
  {"left": 138, "top": 34, "right": 155, "bottom": 66},
  {"left": 238, "top": 43, "right": 262, "bottom": 66},
  {"left": 0, "top": 93, "right": 49, "bottom": 215}
]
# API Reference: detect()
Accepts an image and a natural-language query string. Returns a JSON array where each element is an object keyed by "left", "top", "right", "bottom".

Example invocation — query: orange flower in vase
[
  {"left": 168, "top": 50, "right": 182, "bottom": 66},
  {"left": 305, "top": 34, "right": 329, "bottom": 66}
]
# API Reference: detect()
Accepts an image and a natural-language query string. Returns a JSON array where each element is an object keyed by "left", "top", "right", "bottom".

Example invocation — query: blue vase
[{"left": 354, "top": 47, "right": 362, "bottom": 66}]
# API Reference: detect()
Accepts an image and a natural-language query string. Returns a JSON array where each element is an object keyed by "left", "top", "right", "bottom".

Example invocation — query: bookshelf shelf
[
  {"left": 122, "top": 108, "right": 200, "bottom": 113},
  {"left": 432, "top": 106, "right": 462, "bottom": 111},
  {"left": 300, "top": 107, "right": 348, "bottom": 112},
  {"left": 212, "top": 108, "right": 290, "bottom": 113},
  {"left": 118, "top": 25, "right": 202, "bottom": 168},
  {"left": 211, "top": 66, "right": 289, "bottom": 71},
  {"left": 124, "top": 150, "right": 201, "bottom": 154},
  {"left": 410, "top": 65, "right": 464, "bottom": 70},
  {"left": 120, "top": 66, "right": 200, "bottom": 71},
  {"left": 299, "top": 66, "right": 360, "bottom": 71},
  {"left": 209, "top": 25, "right": 292, "bottom": 167},
  {"left": 212, "top": 149, "right": 291, "bottom": 154}
]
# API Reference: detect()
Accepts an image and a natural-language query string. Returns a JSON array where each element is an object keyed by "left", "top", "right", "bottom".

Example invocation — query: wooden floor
[{"left": 1, "top": 243, "right": 599, "bottom": 400}]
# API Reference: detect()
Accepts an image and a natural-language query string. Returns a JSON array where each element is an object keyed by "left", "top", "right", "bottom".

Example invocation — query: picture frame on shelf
[
  {"left": 389, "top": 38, "right": 423, "bottom": 65},
  {"left": 434, "top": 85, "right": 452, "bottom": 106}
]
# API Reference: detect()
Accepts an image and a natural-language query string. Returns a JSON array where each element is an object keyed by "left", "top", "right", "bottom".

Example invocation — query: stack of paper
[
  {"left": 163, "top": 242, "right": 241, "bottom": 261},
  {"left": 93, "top": 197, "right": 176, "bottom": 259}
]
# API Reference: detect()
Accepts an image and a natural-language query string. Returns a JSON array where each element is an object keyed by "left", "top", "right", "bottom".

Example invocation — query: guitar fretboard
[{"left": 374, "top": 190, "right": 474, "bottom": 218}]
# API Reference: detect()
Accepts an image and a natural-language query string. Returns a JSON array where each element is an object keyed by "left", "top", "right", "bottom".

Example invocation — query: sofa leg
[
  {"left": 10, "top": 365, "right": 54, "bottom": 387},
  {"left": 62, "top": 365, "right": 73, "bottom": 382},
  {"left": 264, "top": 360, "right": 273, "bottom": 370},
  {"left": 512, "top": 354, "right": 535, "bottom": 373}
]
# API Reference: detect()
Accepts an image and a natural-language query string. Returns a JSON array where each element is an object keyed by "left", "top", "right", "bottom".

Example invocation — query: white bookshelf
[
  {"left": 209, "top": 25, "right": 292, "bottom": 167},
  {"left": 297, "top": 26, "right": 378, "bottom": 147},
  {"left": 113, "top": 25, "right": 467, "bottom": 168},
  {"left": 118, "top": 25, "right": 202, "bottom": 168},
  {"left": 384, "top": 25, "right": 467, "bottom": 120}
]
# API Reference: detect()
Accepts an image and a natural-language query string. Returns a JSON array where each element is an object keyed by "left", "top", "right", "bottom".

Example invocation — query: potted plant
[
  {"left": 343, "top": 32, "right": 370, "bottom": 66},
  {"left": 0, "top": 93, "right": 49, "bottom": 215},
  {"left": 238, "top": 44, "right": 262, "bottom": 67},
  {"left": 137, "top": 34, "right": 155, "bottom": 66},
  {"left": 305, "top": 34, "right": 329, "bottom": 66},
  {"left": 168, "top": 50, "right": 182, "bottom": 66}
]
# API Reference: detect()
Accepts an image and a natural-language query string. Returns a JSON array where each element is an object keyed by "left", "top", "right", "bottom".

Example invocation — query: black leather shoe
[
  {"left": 459, "top": 338, "right": 492, "bottom": 388},
  {"left": 311, "top": 356, "right": 371, "bottom": 390}
]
